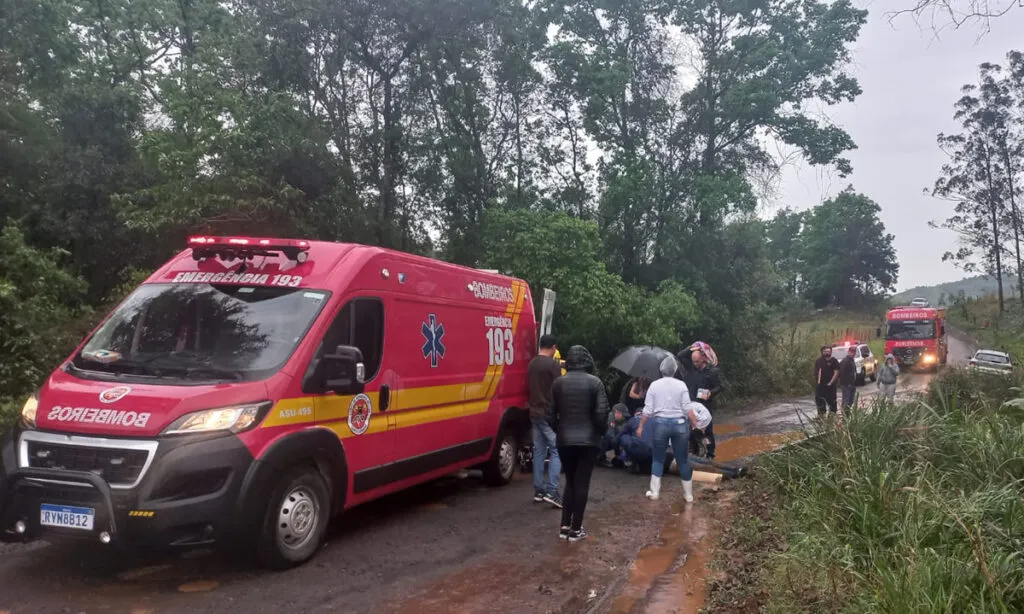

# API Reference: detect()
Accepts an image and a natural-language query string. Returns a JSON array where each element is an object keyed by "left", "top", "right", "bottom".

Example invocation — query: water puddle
[
  {"left": 608, "top": 499, "right": 723, "bottom": 614},
  {"left": 713, "top": 432, "right": 803, "bottom": 463},
  {"left": 712, "top": 423, "right": 742, "bottom": 436}
]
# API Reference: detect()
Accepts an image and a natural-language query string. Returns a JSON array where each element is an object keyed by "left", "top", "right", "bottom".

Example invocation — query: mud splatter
[
  {"left": 177, "top": 580, "right": 219, "bottom": 593},
  {"left": 713, "top": 432, "right": 804, "bottom": 463}
]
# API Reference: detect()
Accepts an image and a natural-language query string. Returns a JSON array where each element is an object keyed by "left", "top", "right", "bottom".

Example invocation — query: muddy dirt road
[{"left": 0, "top": 333, "right": 975, "bottom": 613}]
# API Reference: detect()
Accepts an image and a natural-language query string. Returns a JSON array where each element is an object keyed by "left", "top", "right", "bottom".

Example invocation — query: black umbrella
[{"left": 610, "top": 345, "right": 674, "bottom": 379}]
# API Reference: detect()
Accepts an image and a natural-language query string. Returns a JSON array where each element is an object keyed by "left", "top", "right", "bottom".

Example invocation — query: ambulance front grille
[
  {"left": 18, "top": 432, "right": 160, "bottom": 490},
  {"left": 26, "top": 441, "right": 150, "bottom": 486}
]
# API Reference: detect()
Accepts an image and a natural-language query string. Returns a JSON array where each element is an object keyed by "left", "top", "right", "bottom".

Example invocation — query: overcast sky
[{"left": 774, "top": 1, "right": 1024, "bottom": 292}]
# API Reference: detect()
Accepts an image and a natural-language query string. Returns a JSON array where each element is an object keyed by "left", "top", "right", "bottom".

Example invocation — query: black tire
[
  {"left": 257, "top": 465, "right": 330, "bottom": 570},
  {"left": 481, "top": 427, "right": 517, "bottom": 487},
  {"left": 856, "top": 371, "right": 866, "bottom": 386},
  {"left": 870, "top": 372, "right": 877, "bottom": 382}
]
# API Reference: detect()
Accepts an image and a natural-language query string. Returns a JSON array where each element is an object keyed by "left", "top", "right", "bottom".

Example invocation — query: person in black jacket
[
  {"left": 679, "top": 347, "right": 723, "bottom": 458},
  {"left": 838, "top": 345, "right": 858, "bottom": 411},
  {"left": 547, "top": 345, "right": 610, "bottom": 542}
]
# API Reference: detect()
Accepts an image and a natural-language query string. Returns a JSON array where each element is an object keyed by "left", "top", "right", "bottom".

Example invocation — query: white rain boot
[
  {"left": 646, "top": 475, "right": 662, "bottom": 500},
  {"left": 682, "top": 479, "right": 694, "bottom": 503}
]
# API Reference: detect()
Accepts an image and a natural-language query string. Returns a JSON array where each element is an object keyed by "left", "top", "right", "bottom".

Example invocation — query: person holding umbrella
[{"left": 619, "top": 377, "right": 650, "bottom": 416}]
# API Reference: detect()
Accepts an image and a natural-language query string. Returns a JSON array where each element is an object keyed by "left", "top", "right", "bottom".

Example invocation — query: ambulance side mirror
[{"left": 322, "top": 345, "right": 366, "bottom": 394}]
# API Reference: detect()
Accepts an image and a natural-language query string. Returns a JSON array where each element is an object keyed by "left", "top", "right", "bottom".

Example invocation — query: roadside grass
[
  {"left": 792, "top": 312, "right": 885, "bottom": 357},
  {"left": 706, "top": 367, "right": 1024, "bottom": 613},
  {"left": 949, "top": 295, "right": 1024, "bottom": 362}
]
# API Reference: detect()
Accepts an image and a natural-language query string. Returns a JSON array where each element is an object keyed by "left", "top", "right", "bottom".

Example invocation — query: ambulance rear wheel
[
  {"left": 257, "top": 465, "right": 330, "bottom": 569},
  {"left": 482, "top": 428, "right": 517, "bottom": 486}
]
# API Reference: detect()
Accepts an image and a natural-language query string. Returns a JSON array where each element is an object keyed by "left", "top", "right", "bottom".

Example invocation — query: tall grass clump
[{"left": 757, "top": 368, "right": 1024, "bottom": 613}]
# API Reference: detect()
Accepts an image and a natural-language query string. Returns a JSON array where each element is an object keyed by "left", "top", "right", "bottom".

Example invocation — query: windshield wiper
[
  {"left": 76, "top": 356, "right": 165, "bottom": 377},
  {"left": 144, "top": 354, "right": 245, "bottom": 381},
  {"left": 181, "top": 365, "right": 245, "bottom": 381}
]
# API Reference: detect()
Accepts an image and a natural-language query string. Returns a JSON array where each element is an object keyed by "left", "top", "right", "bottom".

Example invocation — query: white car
[
  {"left": 909, "top": 297, "right": 930, "bottom": 307},
  {"left": 832, "top": 343, "right": 878, "bottom": 386},
  {"left": 969, "top": 349, "right": 1013, "bottom": 375}
]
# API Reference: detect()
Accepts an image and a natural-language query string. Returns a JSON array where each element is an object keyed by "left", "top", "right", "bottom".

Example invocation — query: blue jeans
[
  {"left": 841, "top": 385, "right": 857, "bottom": 410},
  {"left": 532, "top": 418, "right": 561, "bottom": 495},
  {"left": 602, "top": 431, "right": 623, "bottom": 461},
  {"left": 620, "top": 434, "right": 651, "bottom": 463},
  {"left": 651, "top": 417, "right": 693, "bottom": 480}
]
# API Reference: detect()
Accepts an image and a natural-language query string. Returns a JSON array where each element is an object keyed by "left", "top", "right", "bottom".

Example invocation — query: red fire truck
[{"left": 884, "top": 307, "right": 947, "bottom": 371}]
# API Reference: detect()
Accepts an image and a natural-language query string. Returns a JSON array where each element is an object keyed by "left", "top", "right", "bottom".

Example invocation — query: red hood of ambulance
[{"left": 36, "top": 369, "right": 273, "bottom": 438}]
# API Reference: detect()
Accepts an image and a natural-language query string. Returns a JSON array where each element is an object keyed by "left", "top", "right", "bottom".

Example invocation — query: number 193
[{"left": 486, "top": 327, "right": 514, "bottom": 366}]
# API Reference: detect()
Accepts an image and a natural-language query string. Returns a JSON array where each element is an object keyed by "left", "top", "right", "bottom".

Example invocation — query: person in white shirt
[
  {"left": 687, "top": 401, "right": 712, "bottom": 430},
  {"left": 637, "top": 355, "right": 694, "bottom": 503},
  {"left": 685, "top": 401, "right": 713, "bottom": 456}
]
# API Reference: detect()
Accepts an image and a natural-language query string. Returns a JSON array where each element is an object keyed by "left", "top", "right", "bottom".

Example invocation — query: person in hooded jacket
[
  {"left": 877, "top": 354, "right": 899, "bottom": 401},
  {"left": 547, "top": 345, "right": 611, "bottom": 542}
]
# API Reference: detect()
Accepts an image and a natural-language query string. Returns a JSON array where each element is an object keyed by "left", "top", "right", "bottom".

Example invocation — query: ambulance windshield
[
  {"left": 885, "top": 319, "right": 935, "bottom": 341},
  {"left": 71, "top": 283, "right": 329, "bottom": 382}
]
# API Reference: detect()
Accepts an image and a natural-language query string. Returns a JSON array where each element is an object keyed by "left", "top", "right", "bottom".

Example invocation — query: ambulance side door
[{"left": 304, "top": 296, "right": 395, "bottom": 487}]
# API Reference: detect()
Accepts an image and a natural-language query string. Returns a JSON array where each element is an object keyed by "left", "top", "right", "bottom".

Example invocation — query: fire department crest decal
[
  {"left": 99, "top": 386, "right": 132, "bottom": 404},
  {"left": 347, "top": 394, "right": 372, "bottom": 435}
]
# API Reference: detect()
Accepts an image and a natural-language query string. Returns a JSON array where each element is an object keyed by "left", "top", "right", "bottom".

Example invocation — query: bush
[
  {"left": 745, "top": 369, "right": 1024, "bottom": 612},
  {"left": 0, "top": 224, "right": 90, "bottom": 429}
]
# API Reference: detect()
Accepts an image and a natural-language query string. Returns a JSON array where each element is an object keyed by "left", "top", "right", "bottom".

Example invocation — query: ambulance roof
[{"left": 145, "top": 236, "right": 526, "bottom": 294}]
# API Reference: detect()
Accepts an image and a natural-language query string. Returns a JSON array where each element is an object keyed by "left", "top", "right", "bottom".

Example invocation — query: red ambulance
[{"left": 0, "top": 236, "right": 544, "bottom": 568}]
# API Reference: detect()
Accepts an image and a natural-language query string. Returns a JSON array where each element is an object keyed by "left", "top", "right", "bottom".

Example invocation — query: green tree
[
  {"left": 799, "top": 189, "right": 899, "bottom": 308},
  {"left": 479, "top": 209, "right": 698, "bottom": 362},
  {"left": 930, "top": 58, "right": 1024, "bottom": 313},
  {"left": 767, "top": 208, "right": 807, "bottom": 296},
  {"left": 0, "top": 225, "right": 89, "bottom": 414}
]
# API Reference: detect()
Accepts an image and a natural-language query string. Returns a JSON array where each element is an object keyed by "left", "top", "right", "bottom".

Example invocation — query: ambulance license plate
[{"left": 40, "top": 503, "right": 95, "bottom": 531}]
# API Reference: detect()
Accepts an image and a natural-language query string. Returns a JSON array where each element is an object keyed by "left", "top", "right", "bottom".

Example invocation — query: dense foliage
[
  {"left": 768, "top": 190, "right": 900, "bottom": 309},
  {"left": 0, "top": 0, "right": 901, "bottom": 416}
]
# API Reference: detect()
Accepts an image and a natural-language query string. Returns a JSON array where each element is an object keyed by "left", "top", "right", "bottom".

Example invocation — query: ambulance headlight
[
  {"left": 162, "top": 401, "right": 272, "bottom": 435},
  {"left": 20, "top": 395, "right": 39, "bottom": 429}
]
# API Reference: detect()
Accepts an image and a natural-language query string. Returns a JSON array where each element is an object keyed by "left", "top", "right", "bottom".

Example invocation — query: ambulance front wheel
[
  {"left": 481, "top": 428, "right": 518, "bottom": 486},
  {"left": 257, "top": 465, "right": 330, "bottom": 569}
]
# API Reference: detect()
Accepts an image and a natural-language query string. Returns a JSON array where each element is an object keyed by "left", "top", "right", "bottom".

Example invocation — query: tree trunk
[
  {"left": 999, "top": 141, "right": 1024, "bottom": 304},
  {"left": 991, "top": 203, "right": 1005, "bottom": 313},
  {"left": 380, "top": 77, "right": 398, "bottom": 247},
  {"left": 983, "top": 144, "right": 1006, "bottom": 313}
]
